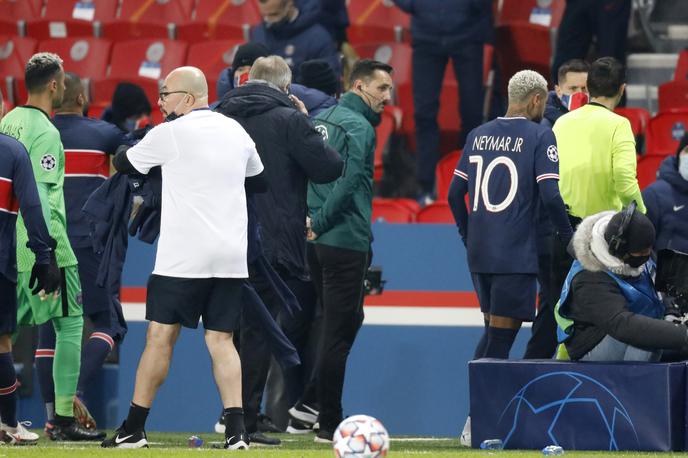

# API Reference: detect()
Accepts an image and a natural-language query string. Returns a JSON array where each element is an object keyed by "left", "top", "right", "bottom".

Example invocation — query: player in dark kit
[
  {"left": 38, "top": 72, "right": 127, "bottom": 434},
  {"left": 0, "top": 93, "right": 61, "bottom": 445},
  {"left": 449, "top": 70, "right": 573, "bottom": 360}
]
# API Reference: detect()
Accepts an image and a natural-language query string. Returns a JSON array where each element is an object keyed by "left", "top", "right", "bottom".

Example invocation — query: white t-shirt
[{"left": 127, "top": 109, "right": 263, "bottom": 278}]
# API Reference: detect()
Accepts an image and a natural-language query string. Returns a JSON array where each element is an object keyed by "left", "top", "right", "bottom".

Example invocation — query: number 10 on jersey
[{"left": 469, "top": 155, "right": 519, "bottom": 213}]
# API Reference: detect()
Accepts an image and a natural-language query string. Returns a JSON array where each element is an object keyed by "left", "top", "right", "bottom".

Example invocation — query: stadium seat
[
  {"left": 39, "top": 38, "right": 112, "bottom": 79},
  {"left": 614, "top": 107, "right": 651, "bottom": 152},
  {"left": 108, "top": 39, "right": 188, "bottom": 80},
  {"left": 495, "top": 22, "right": 554, "bottom": 88},
  {"left": 90, "top": 77, "right": 160, "bottom": 113},
  {"left": 637, "top": 154, "right": 665, "bottom": 189},
  {"left": 658, "top": 80, "right": 688, "bottom": 113},
  {"left": 100, "top": 0, "right": 195, "bottom": 40},
  {"left": 415, "top": 200, "right": 454, "bottom": 224},
  {"left": 0, "top": 0, "right": 42, "bottom": 20},
  {"left": 0, "top": 19, "right": 19, "bottom": 36},
  {"left": 675, "top": 49, "right": 688, "bottom": 81},
  {"left": 435, "top": 150, "right": 461, "bottom": 201},
  {"left": 645, "top": 109, "right": 688, "bottom": 156},
  {"left": 186, "top": 40, "right": 244, "bottom": 102},
  {"left": 0, "top": 36, "right": 37, "bottom": 104},
  {"left": 26, "top": 0, "right": 118, "bottom": 40},
  {"left": 176, "top": 0, "right": 260, "bottom": 43},
  {"left": 372, "top": 198, "right": 418, "bottom": 223},
  {"left": 346, "top": 0, "right": 410, "bottom": 44},
  {"left": 498, "top": 0, "right": 565, "bottom": 27},
  {"left": 374, "top": 105, "right": 401, "bottom": 182}
]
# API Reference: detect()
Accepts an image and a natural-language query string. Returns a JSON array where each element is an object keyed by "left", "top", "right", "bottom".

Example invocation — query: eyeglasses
[{"left": 158, "top": 90, "right": 188, "bottom": 102}]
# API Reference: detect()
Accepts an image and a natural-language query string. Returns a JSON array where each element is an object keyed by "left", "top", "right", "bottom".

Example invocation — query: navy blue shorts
[
  {"left": 74, "top": 247, "right": 110, "bottom": 316},
  {"left": 471, "top": 273, "right": 537, "bottom": 322},
  {"left": 0, "top": 274, "right": 16, "bottom": 335}
]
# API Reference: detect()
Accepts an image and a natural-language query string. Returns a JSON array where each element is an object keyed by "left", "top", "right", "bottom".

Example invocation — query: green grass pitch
[{"left": 1, "top": 431, "right": 685, "bottom": 457}]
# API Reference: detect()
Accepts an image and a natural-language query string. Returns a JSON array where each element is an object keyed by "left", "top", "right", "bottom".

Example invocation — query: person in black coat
[{"left": 216, "top": 55, "right": 343, "bottom": 445}]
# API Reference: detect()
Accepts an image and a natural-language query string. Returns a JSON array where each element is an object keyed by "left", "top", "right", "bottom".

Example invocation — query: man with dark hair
[
  {"left": 549, "top": 56, "right": 645, "bottom": 353},
  {"left": 0, "top": 87, "right": 61, "bottom": 446},
  {"left": 0, "top": 53, "right": 102, "bottom": 441},
  {"left": 541, "top": 59, "right": 590, "bottom": 128},
  {"left": 217, "top": 54, "right": 343, "bottom": 445},
  {"left": 289, "top": 59, "right": 339, "bottom": 118},
  {"left": 292, "top": 59, "right": 392, "bottom": 443},
  {"left": 101, "top": 82, "right": 152, "bottom": 133},
  {"left": 45, "top": 72, "right": 127, "bottom": 433}
]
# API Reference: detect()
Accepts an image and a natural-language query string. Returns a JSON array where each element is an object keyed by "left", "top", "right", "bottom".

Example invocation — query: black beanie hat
[
  {"left": 604, "top": 208, "right": 656, "bottom": 255},
  {"left": 676, "top": 132, "right": 688, "bottom": 166},
  {"left": 298, "top": 60, "right": 339, "bottom": 96},
  {"left": 232, "top": 42, "right": 269, "bottom": 70},
  {"left": 110, "top": 82, "right": 151, "bottom": 126}
]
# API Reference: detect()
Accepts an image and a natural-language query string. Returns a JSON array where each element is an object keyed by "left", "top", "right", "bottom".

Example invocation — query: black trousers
[
  {"left": 302, "top": 243, "right": 367, "bottom": 432},
  {"left": 524, "top": 234, "right": 558, "bottom": 359},
  {"left": 551, "top": 0, "right": 631, "bottom": 82}
]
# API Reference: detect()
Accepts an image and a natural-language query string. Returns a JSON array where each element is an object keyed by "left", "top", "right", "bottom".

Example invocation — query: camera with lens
[{"left": 656, "top": 249, "right": 688, "bottom": 313}]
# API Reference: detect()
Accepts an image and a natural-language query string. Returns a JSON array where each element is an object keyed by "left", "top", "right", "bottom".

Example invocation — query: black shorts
[
  {"left": 74, "top": 247, "right": 110, "bottom": 316},
  {"left": 0, "top": 274, "right": 16, "bottom": 335},
  {"left": 472, "top": 273, "right": 537, "bottom": 322},
  {"left": 146, "top": 275, "right": 244, "bottom": 332}
]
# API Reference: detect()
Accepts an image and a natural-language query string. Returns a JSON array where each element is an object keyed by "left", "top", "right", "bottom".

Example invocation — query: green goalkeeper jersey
[{"left": 0, "top": 106, "right": 77, "bottom": 271}]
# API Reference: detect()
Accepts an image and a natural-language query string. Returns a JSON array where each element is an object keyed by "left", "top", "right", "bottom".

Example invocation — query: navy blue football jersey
[
  {"left": 0, "top": 133, "right": 53, "bottom": 281},
  {"left": 454, "top": 117, "right": 560, "bottom": 274},
  {"left": 52, "top": 115, "right": 124, "bottom": 248}
]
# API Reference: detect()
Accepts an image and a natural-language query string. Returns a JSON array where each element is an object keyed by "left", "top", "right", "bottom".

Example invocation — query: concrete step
[{"left": 626, "top": 53, "right": 678, "bottom": 85}]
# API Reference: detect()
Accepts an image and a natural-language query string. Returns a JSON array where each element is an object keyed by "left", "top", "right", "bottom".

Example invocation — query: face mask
[
  {"left": 233, "top": 72, "right": 249, "bottom": 88},
  {"left": 679, "top": 155, "right": 688, "bottom": 181},
  {"left": 165, "top": 95, "right": 188, "bottom": 122},
  {"left": 559, "top": 92, "right": 588, "bottom": 111},
  {"left": 625, "top": 254, "right": 650, "bottom": 268}
]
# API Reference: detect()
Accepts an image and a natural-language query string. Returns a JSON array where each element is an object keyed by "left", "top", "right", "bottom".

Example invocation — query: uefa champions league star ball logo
[
  {"left": 497, "top": 371, "right": 639, "bottom": 450},
  {"left": 315, "top": 124, "right": 329, "bottom": 141},
  {"left": 40, "top": 154, "right": 57, "bottom": 171},
  {"left": 546, "top": 145, "right": 558, "bottom": 162}
]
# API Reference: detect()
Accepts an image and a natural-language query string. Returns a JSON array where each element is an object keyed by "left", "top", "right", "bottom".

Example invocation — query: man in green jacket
[{"left": 298, "top": 59, "right": 392, "bottom": 443}]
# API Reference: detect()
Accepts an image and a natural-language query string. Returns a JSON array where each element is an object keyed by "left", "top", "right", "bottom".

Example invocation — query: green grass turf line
[{"left": 3, "top": 432, "right": 686, "bottom": 456}]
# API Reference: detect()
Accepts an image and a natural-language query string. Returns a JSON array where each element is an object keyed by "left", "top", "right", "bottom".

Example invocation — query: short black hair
[
  {"left": 349, "top": 59, "right": 393, "bottom": 88},
  {"left": 57, "top": 72, "right": 84, "bottom": 110},
  {"left": 557, "top": 59, "right": 590, "bottom": 84},
  {"left": 25, "top": 52, "right": 63, "bottom": 94},
  {"left": 587, "top": 57, "right": 625, "bottom": 98}
]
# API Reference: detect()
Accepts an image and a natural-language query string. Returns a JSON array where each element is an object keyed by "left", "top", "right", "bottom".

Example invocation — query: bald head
[
  {"left": 164, "top": 66, "right": 208, "bottom": 101},
  {"left": 55, "top": 72, "right": 86, "bottom": 114}
]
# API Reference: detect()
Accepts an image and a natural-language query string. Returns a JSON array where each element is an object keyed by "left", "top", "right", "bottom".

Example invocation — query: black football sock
[
  {"left": 54, "top": 414, "right": 75, "bottom": 426},
  {"left": 484, "top": 327, "right": 518, "bottom": 359},
  {"left": 124, "top": 403, "right": 150, "bottom": 433},
  {"left": 0, "top": 352, "right": 18, "bottom": 428},
  {"left": 223, "top": 407, "right": 245, "bottom": 437},
  {"left": 473, "top": 320, "right": 490, "bottom": 359}
]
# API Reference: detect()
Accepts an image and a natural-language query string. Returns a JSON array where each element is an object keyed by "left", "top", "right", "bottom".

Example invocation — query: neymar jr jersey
[
  {"left": 454, "top": 117, "right": 560, "bottom": 274},
  {"left": 0, "top": 106, "right": 77, "bottom": 271}
]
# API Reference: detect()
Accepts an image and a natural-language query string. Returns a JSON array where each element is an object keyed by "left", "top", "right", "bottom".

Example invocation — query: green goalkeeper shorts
[{"left": 16, "top": 265, "right": 83, "bottom": 326}]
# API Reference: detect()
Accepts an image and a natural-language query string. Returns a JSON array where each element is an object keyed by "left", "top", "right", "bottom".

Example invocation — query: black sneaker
[
  {"left": 286, "top": 418, "right": 312, "bottom": 434},
  {"left": 101, "top": 422, "right": 148, "bottom": 448},
  {"left": 248, "top": 431, "right": 281, "bottom": 446},
  {"left": 314, "top": 428, "right": 333, "bottom": 444},
  {"left": 50, "top": 419, "right": 106, "bottom": 442},
  {"left": 224, "top": 431, "right": 249, "bottom": 450},
  {"left": 257, "top": 414, "right": 282, "bottom": 433},
  {"left": 288, "top": 401, "right": 319, "bottom": 426}
]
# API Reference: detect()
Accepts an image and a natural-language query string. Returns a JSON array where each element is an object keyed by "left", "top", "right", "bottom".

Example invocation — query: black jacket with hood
[{"left": 217, "top": 81, "right": 343, "bottom": 279}]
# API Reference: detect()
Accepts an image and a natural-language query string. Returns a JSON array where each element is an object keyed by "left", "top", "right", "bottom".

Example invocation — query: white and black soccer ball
[{"left": 333, "top": 415, "right": 389, "bottom": 458}]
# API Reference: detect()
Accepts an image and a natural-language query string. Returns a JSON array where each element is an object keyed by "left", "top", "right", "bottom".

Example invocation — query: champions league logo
[
  {"left": 315, "top": 124, "right": 328, "bottom": 141},
  {"left": 40, "top": 154, "right": 56, "bottom": 171},
  {"left": 546, "top": 145, "right": 558, "bottom": 162},
  {"left": 497, "top": 371, "right": 639, "bottom": 450}
]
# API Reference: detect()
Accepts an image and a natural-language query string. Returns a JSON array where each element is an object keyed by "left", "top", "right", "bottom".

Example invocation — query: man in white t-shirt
[{"left": 102, "top": 67, "right": 265, "bottom": 450}]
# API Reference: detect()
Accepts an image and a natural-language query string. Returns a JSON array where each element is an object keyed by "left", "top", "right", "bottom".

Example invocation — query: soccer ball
[{"left": 333, "top": 415, "right": 389, "bottom": 458}]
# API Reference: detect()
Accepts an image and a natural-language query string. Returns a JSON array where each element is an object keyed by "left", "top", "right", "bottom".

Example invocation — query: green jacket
[{"left": 307, "top": 92, "right": 380, "bottom": 252}]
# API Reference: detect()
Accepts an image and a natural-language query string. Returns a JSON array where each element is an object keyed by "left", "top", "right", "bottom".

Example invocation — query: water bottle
[
  {"left": 480, "top": 439, "right": 504, "bottom": 450},
  {"left": 187, "top": 435, "right": 204, "bottom": 448},
  {"left": 542, "top": 445, "right": 564, "bottom": 455}
]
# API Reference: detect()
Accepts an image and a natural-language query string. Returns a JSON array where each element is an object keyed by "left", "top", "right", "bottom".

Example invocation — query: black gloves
[{"left": 29, "top": 251, "right": 61, "bottom": 295}]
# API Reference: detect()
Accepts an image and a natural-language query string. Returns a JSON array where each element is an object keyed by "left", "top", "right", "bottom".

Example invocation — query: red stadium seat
[
  {"left": 176, "top": 0, "right": 260, "bottom": 43},
  {"left": 373, "top": 105, "right": 401, "bottom": 182},
  {"left": 372, "top": 198, "right": 417, "bottom": 223},
  {"left": 415, "top": 200, "right": 454, "bottom": 224},
  {"left": 435, "top": 150, "right": 461, "bottom": 201},
  {"left": 614, "top": 107, "right": 651, "bottom": 152},
  {"left": 658, "top": 80, "right": 688, "bottom": 113},
  {"left": 498, "top": 0, "right": 565, "bottom": 27},
  {"left": 0, "top": 36, "right": 37, "bottom": 79},
  {"left": 101, "top": 0, "right": 195, "bottom": 40},
  {"left": 90, "top": 76, "right": 160, "bottom": 111},
  {"left": 186, "top": 40, "right": 244, "bottom": 101},
  {"left": 26, "top": 0, "right": 118, "bottom": 40},
  {"left": 645, "top": 109, "right": 688, "bottom": 156},
  {"left": 637, "top": 154, "right": 665, "bottom": 189},
  {"left": 0, "top": 19, "right": 19, "bottom": 36},
  {"left": 496, "top": 22, "right": 554, "bottom": 87},
  {"left": 39, "top": 38, "right": 112, "bottom": 79},
  {"left": 675, "top": 49, "right": 688, "bottom": 81},
  {"left": 0, "top": 0, "right": 41, "bottom": 20},
  {"left": 108, "top": 39, "right": 188, "bottom": 80},
  {"left": 346, "top": 0, "right": 410, "bottom": 44}
]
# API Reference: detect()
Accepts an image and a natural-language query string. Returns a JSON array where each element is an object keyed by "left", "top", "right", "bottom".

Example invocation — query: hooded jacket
[
  {"left": 541, "top": 91, "right": 568, "bottom": 129},
  {"left": 290, "top": 83, "right": 337, "bottom": 118},
  {"left": 218, "top": 82, "right": 343, "bottom": 279},
  {"left": 307, "top": 92, "right": 379, "bottom": 252},
  {"left": 642, "top": 156, "right": 688, "bottom": 253},
  {"left": 557, "top": 212, "right": 688, "bottom": 360}
]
